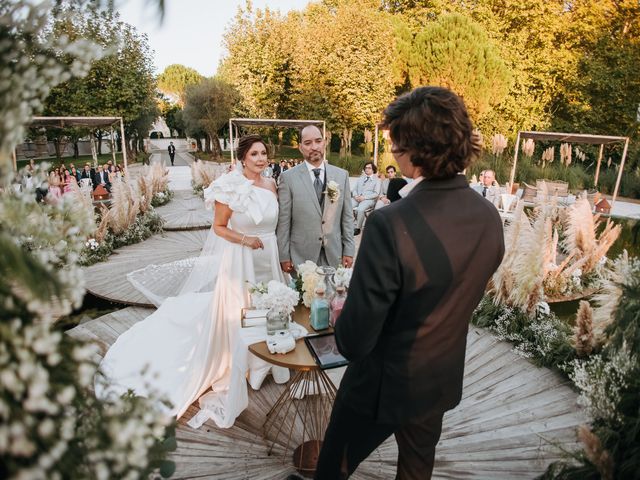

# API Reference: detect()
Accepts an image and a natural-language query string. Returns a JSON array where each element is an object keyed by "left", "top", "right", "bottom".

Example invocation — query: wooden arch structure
[
  {"left": 16, "top": 116, "right": 128, "bottom": 171},
  {"left": 510, "top": 131, "right": 630, "bottom": 206},
  {"left": 228, "top": 118, "right": 326, "bottom": 163}
]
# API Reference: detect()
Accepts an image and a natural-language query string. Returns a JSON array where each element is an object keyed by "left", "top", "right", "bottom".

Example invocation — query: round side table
[{"left": 248, "top": 307, "right": 337, "bottom": 477}]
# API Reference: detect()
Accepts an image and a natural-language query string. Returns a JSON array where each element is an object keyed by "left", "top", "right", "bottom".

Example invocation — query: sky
[{"left": 116, "top": 0, "right": 312, "bottom": 78}]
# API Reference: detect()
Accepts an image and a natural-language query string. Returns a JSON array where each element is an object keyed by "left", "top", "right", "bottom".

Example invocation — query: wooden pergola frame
[
  {"left": 17, "top": 116, "right": 128, "bottom": 171},
  {"left": 228, "top": 118, "right": 326, "bottom": 163},
  {"left": 510, "top": 131, "right": 630, "bottom": 207}
]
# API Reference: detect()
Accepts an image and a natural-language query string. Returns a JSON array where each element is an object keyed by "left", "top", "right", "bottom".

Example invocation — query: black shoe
[
  {"left": 354, "top": 228, "right": 361, "bottom": 236},
  {"left": 286, "top": 475, "right": 305, "bottom": 480}
]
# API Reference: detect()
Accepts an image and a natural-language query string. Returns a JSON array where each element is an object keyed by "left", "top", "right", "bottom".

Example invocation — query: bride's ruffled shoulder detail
[
  {"left": 203, "top": 170, "right": 253, "bottom": 211},
  {"left": 203, "top": 170, "right": 263, "bottom": 224}
]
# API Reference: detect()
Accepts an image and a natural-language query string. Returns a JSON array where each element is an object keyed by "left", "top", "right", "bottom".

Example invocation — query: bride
[{"left": 96, "top": 134, "right": 289, "bottom": 428}]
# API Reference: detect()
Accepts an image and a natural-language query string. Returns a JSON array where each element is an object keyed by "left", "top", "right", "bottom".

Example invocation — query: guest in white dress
[{"left": 96, "top": 134, "right": 288, "bottom": 428}]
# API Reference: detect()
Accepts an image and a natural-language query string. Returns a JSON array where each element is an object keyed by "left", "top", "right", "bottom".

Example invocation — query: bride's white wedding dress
[{"left": 95, "top": 170, "right": 288, "bottom": 427}]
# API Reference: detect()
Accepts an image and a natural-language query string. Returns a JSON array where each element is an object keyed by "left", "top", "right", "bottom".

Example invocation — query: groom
[{"left": 277, "top": 125, "right": 355, "bottom": 272}]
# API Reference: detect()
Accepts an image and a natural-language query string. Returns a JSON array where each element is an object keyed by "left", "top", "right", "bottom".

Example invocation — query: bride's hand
[{"left": 243, "top": 236, "right": 264, "bottom": 249}]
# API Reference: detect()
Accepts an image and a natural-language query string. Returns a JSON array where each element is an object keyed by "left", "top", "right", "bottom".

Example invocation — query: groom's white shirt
[{"left": 305, "top": 160, "right": 326, "bottom": 185}]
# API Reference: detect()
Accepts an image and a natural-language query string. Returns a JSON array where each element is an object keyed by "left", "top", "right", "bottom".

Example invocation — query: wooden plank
[
  {"left": 154, "top": 190, "right": 212, "bottom": 231},
  {"left": 83, "top": 230, "right": 208, "bottom": 306},
  {"left": 68, "top": 308, "right": 586, "bottom": 479}
]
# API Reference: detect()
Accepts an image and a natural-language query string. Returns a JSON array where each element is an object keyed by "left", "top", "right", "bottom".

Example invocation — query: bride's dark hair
[{"left": 236, "top": 134, "right": 269, "bottom": 162}]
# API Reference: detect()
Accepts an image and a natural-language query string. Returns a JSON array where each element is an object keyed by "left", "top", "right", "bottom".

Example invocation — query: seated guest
[
  {"left": 351, "top": 161, "right": 381, "bottom": 235},
  {"left": 476, "top": 169, "right": 500, "bottom": 204},
  {"left": 69, "top": 165, "right": 80, "bottom": 183},
  {"left": 47, "top": 169, "right": 62, "bottom": 201},
  {"left": 94, "top": 164, "right": 111, "bottom": 192},
  {"left": 386, "top": 177, "right": 408, "bottom": 203},
  {"left": 62, "top": 168, "right": 76, "bottom": 194},
  {"left": 375, "top": 165, "right": 398, "bottom": 209},
  {"left": 80, "top": 163, "right": 94, "bottom": 188}
]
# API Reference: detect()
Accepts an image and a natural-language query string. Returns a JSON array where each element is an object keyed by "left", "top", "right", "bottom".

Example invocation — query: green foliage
[
  {"left": 43, "top": 8, "right": 159, "bottom": 156},
  {"left": 528, "top": 255, "right": 640, "bottom": 479},
  {"left": 219, "top": 4, "right": 297, "bottom": 119},
  {"left": 151, "top": 188, "right": 174, "bottom": 208},
  {"left": 79, "top": 209, "right": 164, "bottom": 266},
  {"left": 409, "top": 13, "right": 511, "bottom": 120},
  {"left": 157, "top": 64, "right": 203, "bottom": 107},
  {"left": 182, "top": 78, "right": 239, "bottom": 158},
  {"left": 472, "top": 296, "right": 576, "bottom": 370},
  {"left": 292, "top": 1, "right": 398, "bottom": 132},
  {"left": 551, "top": 1, "right": 640, "bottom": 151}
]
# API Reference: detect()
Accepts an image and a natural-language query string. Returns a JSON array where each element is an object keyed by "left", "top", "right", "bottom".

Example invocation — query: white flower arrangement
[
  {"left": 250, "top": 280, "right": 299, "bottom": 315},
  {"left": 85, "top": 238, "right": 99, "bottom": 251},
  {"left": 334, "top": 266, "right": 353, "bottom": 288},
  {"left": 325, "top": 180, "right": 340, "bottom": 203},
  {"left": 297, "top": 261, "right": 321, "bottom": 307}
]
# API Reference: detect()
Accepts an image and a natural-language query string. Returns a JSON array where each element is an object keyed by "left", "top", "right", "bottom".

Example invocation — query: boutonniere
[{"left": 325, "top": 180, "right": 340, "bottom": 203}]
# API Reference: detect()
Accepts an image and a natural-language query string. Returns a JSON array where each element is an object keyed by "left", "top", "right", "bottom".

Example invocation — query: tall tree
[
  {"left": 182, "top": 78, "right": 239, "bottom": 159},
  {"left": 219, "top": 3, "right": 298, "bottom": 119},
  {"left": 409, "top": 13, "right": 511, "bottom": 121},
  {"left": 551, "top": 0, "right": 640, "bottom": 164},
  {"left": 291, "top": 0, "right": 398, "bottom": 157},
  {"left": 157, "top": 64, "right": 203, "bottom": 107},
  {"left": 43, "top": 8, "right": 158, "bottom": 159}
]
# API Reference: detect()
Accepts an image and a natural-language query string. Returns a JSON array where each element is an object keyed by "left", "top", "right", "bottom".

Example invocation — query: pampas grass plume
[
  {"left": 573, "top": 300, "right": 595, "bottom": 356},
  {"left": 577, "top": 425, "right": 614, "bottom": 480}
]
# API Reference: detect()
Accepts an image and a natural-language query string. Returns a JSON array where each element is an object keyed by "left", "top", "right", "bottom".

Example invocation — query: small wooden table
[{"left": 248, "top": 306, "right": 338, "bottom": 477}]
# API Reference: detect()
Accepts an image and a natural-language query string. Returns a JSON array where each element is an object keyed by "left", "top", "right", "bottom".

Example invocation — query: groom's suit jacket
[
  {"left": 277, "top": 163, "right": 355, "bottom": 268},
  {"left": 335, "top": 175, "right": 504, "bottom": 425}
]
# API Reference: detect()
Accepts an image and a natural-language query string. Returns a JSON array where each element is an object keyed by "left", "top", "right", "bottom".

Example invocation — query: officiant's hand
[
  {"left": 280, "top": 260, "right": 294, "bottom": 273},
  {"left": 342, "top": 256, "right": 353, "bottom": 268}
]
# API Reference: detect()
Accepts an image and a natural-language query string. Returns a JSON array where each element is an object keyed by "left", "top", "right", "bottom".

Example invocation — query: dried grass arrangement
[
  {"left": 191, "top": 160, "right": 228, "bottom": 193},
  {"left": 491, "top": 197, "right": 621, "bottom": 312},
  {"left": 80, "top": 177, "right": 164, "bottom": 266}
]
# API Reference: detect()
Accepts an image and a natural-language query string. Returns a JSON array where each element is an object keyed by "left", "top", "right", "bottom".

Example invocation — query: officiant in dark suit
[{"left": 314, "top": 86, "right": 505, "bottom": 480}]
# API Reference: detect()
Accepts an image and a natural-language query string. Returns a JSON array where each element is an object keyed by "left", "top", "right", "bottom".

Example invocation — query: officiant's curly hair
[
  {"left": 236, "top": 134, "right": 269, "bottom": 161},
  {"left": 382, "top": 86, "right": 481, "bottom": 180}
]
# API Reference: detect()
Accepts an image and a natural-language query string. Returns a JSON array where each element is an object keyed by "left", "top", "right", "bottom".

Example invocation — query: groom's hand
[
  {"left": 281, "top": 261, "right": 294, "bottom": 273},
  {"left": 342, "top": 256, "right": 353, "bottom": 268}
]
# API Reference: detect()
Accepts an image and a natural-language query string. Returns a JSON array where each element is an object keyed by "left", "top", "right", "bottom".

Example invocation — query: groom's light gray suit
[{"left": 277, "top": 163, "right": 355, "bottom": 268}]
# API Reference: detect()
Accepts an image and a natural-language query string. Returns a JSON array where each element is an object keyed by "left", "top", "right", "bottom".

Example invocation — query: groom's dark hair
[
  {"left": 236, "top": 134, "right": 269, "bottom": 161},
  {"left": 382, "top": 86, "right": 481, "bottom": 180}
]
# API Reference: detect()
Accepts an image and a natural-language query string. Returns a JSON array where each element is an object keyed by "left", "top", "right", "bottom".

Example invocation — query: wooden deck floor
[
  {"left": 82, "top": 230, "right": 208, "bottom": 307},
  {"left": 68, "top": 307, "right": 587, "bottom": 479},
  {"left": 155, "top": 190, "right": 212, "bottom": 231}
]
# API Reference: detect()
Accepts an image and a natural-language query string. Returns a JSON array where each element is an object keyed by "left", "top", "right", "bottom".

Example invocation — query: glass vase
[
  {"left": 266, "top": 308, "right": 290, "bottom": 335},
  {"left": 315, "top": 266, "right": 336, "bottom": 301}
]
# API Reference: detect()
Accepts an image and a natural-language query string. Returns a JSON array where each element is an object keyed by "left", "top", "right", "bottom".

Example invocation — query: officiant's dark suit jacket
[{"left": 335, "top": 174, "right": 504, "bottom": 425}]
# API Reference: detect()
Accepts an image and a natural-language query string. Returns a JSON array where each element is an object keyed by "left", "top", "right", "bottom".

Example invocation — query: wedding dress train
[{"left": 96, "top": 170, "right": 288, "bottom": 426}]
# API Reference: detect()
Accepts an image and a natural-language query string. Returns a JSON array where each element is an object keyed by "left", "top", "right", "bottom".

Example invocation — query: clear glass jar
[
  {"left": 266, "top": 308, "right": 290, "bottom": 335},
  {"left": 315, "top": 266, "right": 336, "bottom": 301}
]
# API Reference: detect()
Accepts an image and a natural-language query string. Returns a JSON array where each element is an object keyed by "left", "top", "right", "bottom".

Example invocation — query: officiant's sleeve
[
  {"left": 276, "top": 174, "right": 292, "bottom": 262},
  {"left": 340, "top": 173, "right": 355, "bottom": 257},
  {"left": 335, "top": 211, "right": 400, "bottom": 360}
]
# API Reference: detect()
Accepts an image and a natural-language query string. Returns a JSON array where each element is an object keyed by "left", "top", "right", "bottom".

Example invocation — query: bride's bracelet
[{"left": 240, "top": 234, "right": 246, "bottom": 246}]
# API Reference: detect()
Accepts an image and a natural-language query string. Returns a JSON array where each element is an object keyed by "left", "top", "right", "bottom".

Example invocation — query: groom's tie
[{"left": 313, "top": 168, "right": 323, "bottom": 204}]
